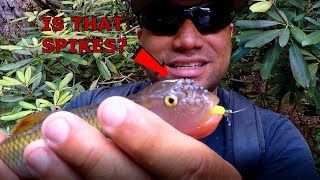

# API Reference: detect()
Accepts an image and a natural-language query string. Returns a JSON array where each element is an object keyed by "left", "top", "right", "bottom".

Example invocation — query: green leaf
[
  {"left": 304, "top": 17, "right": 320, "bottom": 26},
  {"left": 36, "top": 98, "right": 53, "bottom": 106},
  {"left": 315, "top": 87, "right": 320, "bottom": 108},
  {"left": 249, "top": 1, "right": 272, "bottom": 13},
  {"left": 60, "top": 52, "right": 89, "bottom": 65},
  {"left": 59, "top": 72, "right": 73, "bottom": 90},
  {"left": 245, "top": 29, "right": 281, "bottom": 48},
  {"left": 290, "top": 26, "right": 310, "bottom": 46},
  {"left": 32, "top": 37, "right": 39, "bottom": 46},
  {"left": 1, "top": 77, "right": 22, "bottom": 86},
  {"left": 0, "top": 45, "right": 23, "bottom": 51},
  {"left": 89, "top": 78, "right": 99, "bottom": 90},
  {"left": 21, "top": 38, "right": 29, "bottom": 47},
  {"left": 31, "top": 72, "right": 42, "bottom": 91},
  {"left": 57, "top": 92, "right": 72, "bottom": 105},
  {"left": 16, "top": 71, "right": 25, "bottom": 83},
  {"left": 231, "top": 47, "right": 252, "bottom": 62},
  {"left": 12, "top": 50, "right": 32, "bottom": 55},
  {"left": 24, "top": 66, "right": 32, "bottom": 83},
  {"left": 301, "top": 50, "right": 318, "bottom": 61},
  {"left": 302, "top": 31, "right": 320, "bottom": 46},
  {"left": 308, "top": 63, "right": 318, "bottom": 80},
  {"left": 267, "top": 10, "right": 289, "bottom": 24},
  {"left": 27, "top": 16, "right": 36, "bottom": 22},
  {"left": 267, "top": 10, "right": 285, "bottom": 23},
  {"left": 294, "top": 13, "right": 305, "bottom": 21},
  {"left": 260, "top": 44, "right": 281, "bottom": 79},
  {"left": 45, "top": 81, "right": 57, "bottom": 90},
  {"left": 106, "top": 59, "right": 118, "bottom": 74},
  {"left": 39, "top": 53, "right": 63, "bottom": 59},
  {"left": 0, "top": 95, "right": 25, "bottom": 102},
  {"left": 38, "top": 9, "right": 51, "bottom": 16},
  {"left": 288, "top": 0, "right": 306, "bottom": 9},
  {"left": 10, "top": 17, "right": 28, "bottom": 24},
  {"left": 58, "top": 94, "right": 73, "bottom": 106},
  {"left": 278, "top": 10, "right": 289, "bottom": 24},
  {"left": 19, "top": 101, "right": 37, "bottom": 110},
  {"left": 235, "top": 30, "right": 262, "bottom": 45},
  {"left": 279, "top": 28, "right": 290, "bottom": 47},
  {"left": 312, "top": 1, "right": 320, "bottom": 9},
  {"left": 24, "top": 12, "right": 34, "bottom": 17},
  {"left": 289, "top": 43, "right": 310, "bottom": 88},
  {"left": 93, "top": 53, "right": 102, "bottom": 59},
  {"left": 235, "top": 20, "right": 279, "bottom": 28},
  {"left": 96, "top": 59, "right": 111, "bottom": 80},
  {"left": 53, "top": 90, "right": 59, "bottom": 105},
  {"left": 0, "top": 110, "right": 34, "bottom": 121}
]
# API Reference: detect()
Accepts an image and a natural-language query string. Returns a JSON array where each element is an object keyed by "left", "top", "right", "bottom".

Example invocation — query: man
[{"left": 0, "top": 0, "right": 318, "bottom": 179}]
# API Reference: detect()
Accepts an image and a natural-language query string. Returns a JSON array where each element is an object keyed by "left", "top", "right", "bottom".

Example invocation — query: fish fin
[{"left": 12, "top": 112, "right": 52, "bottom": 135}]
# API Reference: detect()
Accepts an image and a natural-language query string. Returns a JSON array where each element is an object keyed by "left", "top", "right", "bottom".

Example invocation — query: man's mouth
[
  {"left": 168, "top": 62, "right": 208, "bottom": 68},
  {"left": 165, "top": 60, "right": 209, "bottom": 78}
]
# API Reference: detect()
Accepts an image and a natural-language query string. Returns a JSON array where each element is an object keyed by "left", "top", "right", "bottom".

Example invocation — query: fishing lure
[{"left": 211, "top": 105, "right": 251, "bottom": 117}]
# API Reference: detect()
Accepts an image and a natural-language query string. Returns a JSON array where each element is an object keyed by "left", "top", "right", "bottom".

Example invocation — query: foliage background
[{"left": 0, "top": 0, "right": 319, "bottom": 171}]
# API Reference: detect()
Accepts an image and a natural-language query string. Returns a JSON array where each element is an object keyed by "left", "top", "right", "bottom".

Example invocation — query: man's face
[{"left": 137, "top": 0, "right": 234, "bottom": 92}]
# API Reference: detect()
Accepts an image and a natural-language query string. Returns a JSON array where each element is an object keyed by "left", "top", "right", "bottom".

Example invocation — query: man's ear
[
  {"left": 229, "top": 23, "right": 234, "bottom": 37},
  {"left": 137, "top": 28, "right": 143, "bottom": 40}
]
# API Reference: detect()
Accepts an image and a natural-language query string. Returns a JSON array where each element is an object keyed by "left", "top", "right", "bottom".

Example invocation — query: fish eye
[{"left": 164, "top": 95, "right": 178, "bottom": 108}]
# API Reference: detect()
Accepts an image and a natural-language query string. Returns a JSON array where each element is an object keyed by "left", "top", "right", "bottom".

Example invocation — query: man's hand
[
  {"left": 0, "top": 131, "right": 20, "bottom": 180},
  {"left": 22, "top": 96, "right": 242, "bottom": 179}
]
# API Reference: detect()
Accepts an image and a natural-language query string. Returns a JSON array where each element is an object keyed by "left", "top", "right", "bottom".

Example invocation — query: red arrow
[{"left": 132, "top": 46, "right": 168, "bottom": 77}]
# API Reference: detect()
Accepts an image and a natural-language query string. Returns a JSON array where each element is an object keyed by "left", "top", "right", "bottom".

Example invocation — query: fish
[{"left": 0, "top": 78, "right": 225, "bottom": 178}]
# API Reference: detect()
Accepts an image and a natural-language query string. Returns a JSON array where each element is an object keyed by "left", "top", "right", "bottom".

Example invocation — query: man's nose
[{"left": 172, "top": 19, "right": 204, "bottom": 51}]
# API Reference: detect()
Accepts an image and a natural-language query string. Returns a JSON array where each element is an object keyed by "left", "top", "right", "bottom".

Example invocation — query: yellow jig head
[
  {"left": 211, "top": 105, "right": 232, "bottom": 117},
  {"left": 211, "top": 104, "right": 253, "bottom": 117}
]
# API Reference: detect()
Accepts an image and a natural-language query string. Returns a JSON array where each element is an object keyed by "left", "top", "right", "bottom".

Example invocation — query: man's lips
[
  {"left": 168, "top": 62, "right": 207, "bottom": 68},
  {"left": 165, "top": 58, "right": 209, "bottom": 77}
]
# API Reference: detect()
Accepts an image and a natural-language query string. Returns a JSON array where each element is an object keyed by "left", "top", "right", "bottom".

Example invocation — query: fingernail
[
  {"left": 100, "top": 98, "right": 127, "bottom": 129},
  {"left": 44, "top": 117, "right": 70, "bottom": 145},
  {"left": 25, "top": 142, "right": 49, "bottom": 174}
]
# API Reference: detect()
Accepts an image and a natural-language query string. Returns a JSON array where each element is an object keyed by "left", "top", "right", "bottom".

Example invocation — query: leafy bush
[
  {"left": 230, "top": 0, "right": 320, "bottom": 115},
  {"left": 0, "top": 0, "right": 142, "bottom": 133},
  {"left": 227, "top": 0, "right": 320, "bottom": 170}
]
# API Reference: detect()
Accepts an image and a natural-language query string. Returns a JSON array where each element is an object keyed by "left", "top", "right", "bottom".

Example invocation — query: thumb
[{"left": 97, "top": 96, "right": 232, "bottom": 179}]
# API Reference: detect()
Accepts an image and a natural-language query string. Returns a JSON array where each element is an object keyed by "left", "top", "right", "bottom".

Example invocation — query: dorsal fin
[{"left": 12, "top": 112, "right": 52, "bottom": 135}]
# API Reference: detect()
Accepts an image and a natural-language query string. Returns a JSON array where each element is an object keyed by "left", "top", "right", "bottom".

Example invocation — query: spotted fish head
[{"left": 129, "top": 79, "right": 222, "bottom": 139}]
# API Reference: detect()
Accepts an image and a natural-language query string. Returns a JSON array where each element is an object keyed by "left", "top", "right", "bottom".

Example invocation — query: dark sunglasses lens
[
  {"left": 139, "top": 14, "right": 181, "bottom": 35},
  {"left": 139, "top": 5, "right": 183, "bottom": 35},
  {"left": 193, "top": 4, "right": 234, "bottom": 33}
]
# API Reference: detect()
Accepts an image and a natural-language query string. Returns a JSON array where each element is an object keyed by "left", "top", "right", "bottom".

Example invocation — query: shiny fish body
[
  {"left": 0, "top": 79, "right": 219, "bottom": 178},
  {"left": 0, "top": 104, "right": 100, "bottom": 178}
]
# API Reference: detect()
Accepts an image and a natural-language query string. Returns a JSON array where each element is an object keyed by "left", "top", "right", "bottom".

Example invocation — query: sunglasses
[{"left": 137, "top": 2, "right": 235, "bottom": 35}]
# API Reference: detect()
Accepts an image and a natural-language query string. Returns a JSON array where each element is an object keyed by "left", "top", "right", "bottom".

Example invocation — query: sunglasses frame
[{"left": 137, "top": 2, "right": 235, "bottom": 35}]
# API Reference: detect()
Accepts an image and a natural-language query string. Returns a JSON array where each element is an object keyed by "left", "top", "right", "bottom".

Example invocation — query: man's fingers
[
  {"left": 0, "top": 159, "right": 20, "bottom": 180},
  {"left": 24, "top": 140, "right": 81, "bottom": 179},
  {"left": 0, "top": 130, "right": 9, "bottom": 142},
  {"left": 40, "top": 111, "right": 152, "bottom": 179},
  {"left": 97, "top": 96, "right": 226, "bottom": 179},
  {"left": 0, "top": 130, "right": 20, "bottom": 180}
]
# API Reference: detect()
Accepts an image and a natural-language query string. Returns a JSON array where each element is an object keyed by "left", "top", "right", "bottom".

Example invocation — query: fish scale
[{"left": 0, "top": 79, "right": 226, "bottom": 178}]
